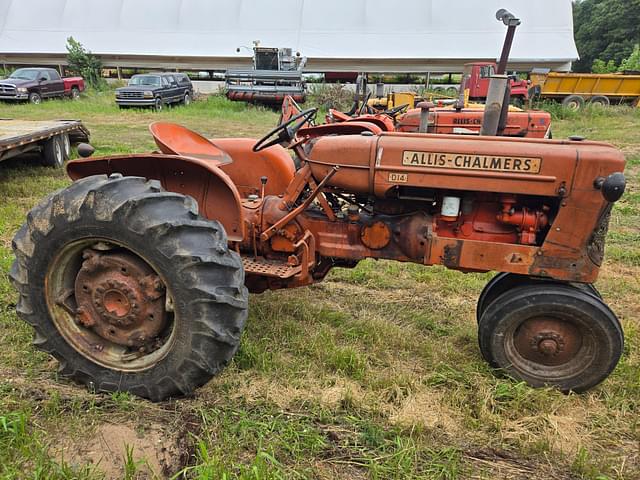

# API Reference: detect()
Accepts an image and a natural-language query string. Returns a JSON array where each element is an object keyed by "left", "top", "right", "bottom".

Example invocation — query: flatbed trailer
[{"left": 0, "top": 119, "right": 90, "bottom": 167}]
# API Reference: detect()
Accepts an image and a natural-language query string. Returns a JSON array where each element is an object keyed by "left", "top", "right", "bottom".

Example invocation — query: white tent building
[{"left": 0, "top": 0, "right": 578, "bottom": 72}]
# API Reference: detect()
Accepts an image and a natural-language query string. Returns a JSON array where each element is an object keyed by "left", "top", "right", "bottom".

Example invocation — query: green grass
[{"left": 0, "top": 92, "right": 638, "bottom": 479}]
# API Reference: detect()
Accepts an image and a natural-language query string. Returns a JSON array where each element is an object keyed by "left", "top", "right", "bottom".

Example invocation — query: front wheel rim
[
  {"left": 504, "top": 313, "right": 595, "bottom": 381},
  {"left": 45, "top": 238, "right": 177, "bottom": 372}
]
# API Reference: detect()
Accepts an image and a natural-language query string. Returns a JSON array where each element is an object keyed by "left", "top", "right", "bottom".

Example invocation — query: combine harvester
[{"left": 225, "top": 45, "right": 306, "bottom": 105}]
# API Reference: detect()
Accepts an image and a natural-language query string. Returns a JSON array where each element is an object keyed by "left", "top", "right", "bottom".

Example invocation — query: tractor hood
[{"left": 306, "top": 132, "right": 625, "bottom": 200}]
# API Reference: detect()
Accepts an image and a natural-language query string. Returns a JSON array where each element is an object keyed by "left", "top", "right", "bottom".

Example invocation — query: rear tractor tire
[
  {"left": 477, "top": 284, "right": 623, "bottom": 392},
  {"left": 10, "top": 174, "right": 248, "bottom": 401}
]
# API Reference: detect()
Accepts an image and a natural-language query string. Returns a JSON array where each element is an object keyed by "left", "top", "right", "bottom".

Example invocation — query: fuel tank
[{"left": 306, "top": 132, "right": 625, "bottom": 199}]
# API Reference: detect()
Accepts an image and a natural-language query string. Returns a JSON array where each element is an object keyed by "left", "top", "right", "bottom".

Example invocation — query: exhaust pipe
[
  {"left": 480, "top": 9, "right": 521, "bottom": 136},
  {"left": 480, "top": 75, "right": 508, "bottom": 136}
]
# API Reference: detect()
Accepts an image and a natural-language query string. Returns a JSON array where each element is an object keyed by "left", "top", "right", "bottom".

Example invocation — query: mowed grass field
[{"left": 0, "top": 91, "right": 638, "bottom": 479}]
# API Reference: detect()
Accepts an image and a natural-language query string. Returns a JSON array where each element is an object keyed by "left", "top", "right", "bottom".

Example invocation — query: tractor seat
[{"left": 149, "top": 122, "right": 233, "bottom": 165}]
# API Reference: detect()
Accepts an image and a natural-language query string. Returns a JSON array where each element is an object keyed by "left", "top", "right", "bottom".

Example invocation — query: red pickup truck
[{"left": 0, "top": 68, "right": 85, "bottom": 104}]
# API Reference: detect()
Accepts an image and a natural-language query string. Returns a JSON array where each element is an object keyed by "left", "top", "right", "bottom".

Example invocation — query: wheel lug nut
[{"left": 539, "top": 339, "right": 558, "bottom": 355}]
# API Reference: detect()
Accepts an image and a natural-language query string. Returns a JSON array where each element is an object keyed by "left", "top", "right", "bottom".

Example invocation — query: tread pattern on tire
[
  {"left": 476, "top": 272, "right": 602, "bottom": 323},
  {"left": 11, "top": 174, "right": 248, "bottom": 401}
]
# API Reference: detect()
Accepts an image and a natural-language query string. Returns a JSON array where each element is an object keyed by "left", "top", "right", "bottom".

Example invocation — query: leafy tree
[
  {"left": 65, "top": 37, "right": 105, "bottom": 89},
  {"left": 573, "top": 0, "right": 640, "bottom": 72},
  {"left": 591, "top": 59, "right": 618, "bottom": 73},
  {"left": 620, "top": 44, "right": 640, "bottom": 72}
]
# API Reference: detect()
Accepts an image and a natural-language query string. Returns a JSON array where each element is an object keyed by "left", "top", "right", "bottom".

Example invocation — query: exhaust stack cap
[{"left": 496, "top": 9, "right": 521, "bottom": 26}]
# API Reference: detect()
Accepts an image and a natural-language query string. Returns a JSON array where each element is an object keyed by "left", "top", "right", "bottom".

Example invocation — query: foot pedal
[{"left": 242, "top": 257, "right": 302, "bottom": 279}]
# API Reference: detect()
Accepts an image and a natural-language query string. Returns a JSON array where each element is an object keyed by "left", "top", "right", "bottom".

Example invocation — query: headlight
[
  {"left": 143, "top": 91, "right": 153, "bottom": 98},
  {"left": 17, "top": 87, "right": 27, "bottom": 93},
  {"left": 115, "top": 92, "right": 121, "bottom": 98}
]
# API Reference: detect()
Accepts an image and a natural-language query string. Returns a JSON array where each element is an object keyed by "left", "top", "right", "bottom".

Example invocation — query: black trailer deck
[{"left": 0, "top": 119, "right": 90, "bottom": 166}]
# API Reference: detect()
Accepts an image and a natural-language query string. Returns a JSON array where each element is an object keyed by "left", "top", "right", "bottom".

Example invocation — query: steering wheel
[
  {"left": 252, "top": 107, "right": 318, "bottom": 152},
  {"left": 382, "top": 103, "right": 410, "bottom": 117}
]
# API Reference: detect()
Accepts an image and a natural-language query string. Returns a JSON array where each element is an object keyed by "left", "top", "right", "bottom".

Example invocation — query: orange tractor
[
  {"left": 11, "top": 105, "right": 626, "bottom": 401},
  {"left": 292, "top": 97, "right": 553, "bottom": 139}
]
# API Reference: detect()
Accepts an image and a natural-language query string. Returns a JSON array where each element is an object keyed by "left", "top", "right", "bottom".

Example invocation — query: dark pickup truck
[
  {"left": 115, "top": 73, "right": 194, "bottom": 110},
  {"left": 0, "top": 68, "right": 85, "bottom": 104}
]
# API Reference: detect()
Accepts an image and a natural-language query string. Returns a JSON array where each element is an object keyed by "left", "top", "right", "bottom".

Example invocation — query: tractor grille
[
  {"left": 119, "top": 91, "right": 144, "bottom": 99},
  {"left": 0, "top": 84, "right": 16, "bottom": 95}
]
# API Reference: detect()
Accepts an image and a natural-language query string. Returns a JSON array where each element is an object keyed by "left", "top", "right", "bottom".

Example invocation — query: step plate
[{"left": 242, "top": 257, "right": 301, "bottom": 279}]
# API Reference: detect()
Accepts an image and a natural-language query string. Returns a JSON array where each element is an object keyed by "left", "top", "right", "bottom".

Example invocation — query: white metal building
[{"left": 0, "top": 0, "right": 578, "bottom": 72}]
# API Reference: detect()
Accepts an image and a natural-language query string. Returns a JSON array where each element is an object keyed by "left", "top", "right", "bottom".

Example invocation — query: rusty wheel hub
[
  {"left": 74, "top": 249, "right": 167, "bottom": 349},
  {"left": 513, "top": 317, "right": 583, "bottom": 366}
]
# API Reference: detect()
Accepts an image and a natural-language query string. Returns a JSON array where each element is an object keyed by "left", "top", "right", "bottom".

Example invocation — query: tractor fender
[{"left": 66, "top": 153, "right": 245, "bottom": 242}]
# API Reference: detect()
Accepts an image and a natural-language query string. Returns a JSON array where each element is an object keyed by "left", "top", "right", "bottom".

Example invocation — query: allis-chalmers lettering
[
  {"left": 453, "top": 117, "right": 482, "bottom": 125},
  {"left": 402, "top": 151, "right": 542, "bottom": 173}
]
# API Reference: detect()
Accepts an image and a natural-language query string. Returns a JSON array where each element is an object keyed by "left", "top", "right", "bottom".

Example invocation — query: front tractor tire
[
  {"left": 478, "top": 284, "right": 623, "bottom": 392},
  {"left": 10, "top": 174, "right": 248, "bottom": 401},
  {"left": 476, "top": 272, "right": 601, "bottom": 323}
]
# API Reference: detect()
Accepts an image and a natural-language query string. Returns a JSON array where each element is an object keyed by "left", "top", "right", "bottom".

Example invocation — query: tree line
[{"left": 573, "top": 0, "right": 640, "bottom": 72}]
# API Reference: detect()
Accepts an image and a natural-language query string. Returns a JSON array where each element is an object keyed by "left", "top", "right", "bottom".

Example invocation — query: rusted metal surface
[
  {"left": 512, "top": 317, "right": 582, "bottom": 366},
  {"left": 215, "top": 138, "right": 296, "bottom": 198},
  {"left": 66, "top": 153, "right": 246, "bottom": 242},
  {"left": 75, "top": 249, "right": 167, "bottom": 348},
  {"left": 286, "top": 89, "right": 552, "bottom": 140},
  {"left": 360, "top": 221, "right": 391, "bottom": 250},
  {"left": 587, "top": 205, "right": 613, "bottom": 267},
  {"left": 149, "top": 121, "right": 233, "bottom": 164},
  {"left": 242, "top": 257, "right": 301, "bottom": 279},
  {"left": 395, "top": 108, "right": 552, "bottom": 138},
  {"left": 495, "top": 9, "right": 521, "bottom": 74},
  {"left": 298, "top": 121, "right": 383, "bottom": 138},
  {"left": 67, "top": 112, "right": 625, "bottom": 290}
]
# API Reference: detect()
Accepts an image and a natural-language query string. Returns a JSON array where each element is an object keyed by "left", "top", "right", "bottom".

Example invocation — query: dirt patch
[
  {"left": 216, "top": 373, "right": 366, "bottom": 411},
  {"left": 59, "top": 422, "right": 186, "bottom": 479},
  {"left": 388, "top": 390, "right": 462, "bottom": 434},
  {"left": 465, "top": 448, "right": 572, "bottom": 480},
  {"left": 546, "top": 412, "right": 587, "bottom": 455}
]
